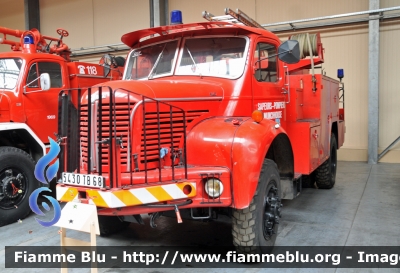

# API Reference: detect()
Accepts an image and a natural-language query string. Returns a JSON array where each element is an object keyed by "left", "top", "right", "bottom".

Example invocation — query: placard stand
[{"left": 55, "top": 202, "right": 100, "bottom": 273}]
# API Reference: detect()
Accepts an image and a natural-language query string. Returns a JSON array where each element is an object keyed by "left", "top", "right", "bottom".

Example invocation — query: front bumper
[
  {"left": 56, "top": 166, "right": 232, "bottom": 214},
  {"left": 57, "top": 181, "right": 197, "bottom": 208}
]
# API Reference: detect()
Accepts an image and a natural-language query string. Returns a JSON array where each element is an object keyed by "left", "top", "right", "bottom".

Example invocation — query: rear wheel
[
  {"left": 232, "top": 159, "right": 282, "bottom": 254},
  {"left": 0, "top": 147, "right": 38, "bottom": 226},
  {"left": 315, "top": 134, "right": 337, "bottom": 189}
]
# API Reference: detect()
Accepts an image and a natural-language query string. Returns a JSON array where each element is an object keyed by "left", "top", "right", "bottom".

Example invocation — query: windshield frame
[
  {"left": 0, "top": 58, "right": 23, "bottom": 90},
  {"left": 123, "top": 38, "right": 181, "bottom": 81},
  {"left": 175, "top": 35, "right": 250, "bottom": 80}
]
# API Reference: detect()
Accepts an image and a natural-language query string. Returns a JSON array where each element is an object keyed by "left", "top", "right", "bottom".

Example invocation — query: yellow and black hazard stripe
[{"left": 57, "top": 182, "right": 196, "bottom": 208}]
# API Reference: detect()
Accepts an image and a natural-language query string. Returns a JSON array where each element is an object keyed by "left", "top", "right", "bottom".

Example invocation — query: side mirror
[
  {"left": 100, "top": 54, "right": 113, "bottom": 77},
  {"left": 278, "top": 40, "right": 300, "bottom": 64},
  {"left": 24, "top": 73, "right": 51, "bottom": 94},
  {"left": 40, "top": 73, "right": 51, "bottom": 91}
]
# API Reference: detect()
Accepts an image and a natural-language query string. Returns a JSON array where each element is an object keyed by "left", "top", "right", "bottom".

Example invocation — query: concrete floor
[{"left": 0, "top": 161, "right": 399, "bottom": 272}]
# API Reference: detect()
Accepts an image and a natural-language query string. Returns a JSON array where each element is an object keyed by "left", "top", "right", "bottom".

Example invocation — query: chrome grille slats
[
  {"left": 80, "top": 102, "right": 134, "bottom": 170},
  {"left": 140, "top": 110, "right": 208, "bottom": 165}
]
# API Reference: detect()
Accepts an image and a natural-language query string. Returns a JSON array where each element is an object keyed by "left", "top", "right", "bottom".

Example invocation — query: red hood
[{"left": 82, "top": 78, "right": 224, "bottom": 104}]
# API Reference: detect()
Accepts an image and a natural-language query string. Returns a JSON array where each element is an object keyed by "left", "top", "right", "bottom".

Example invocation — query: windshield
[
  {"left": 125, "top": 40, "right": 179, "bottom": 80},
  {"left": 0, "top": 58, "right": 22, "bottom": 90},
  {"left": 123, "top": 36, "right": 248, "bottom": 80},
  {"left": 176, "top": 37, "right": 247, "bottom": 79}
]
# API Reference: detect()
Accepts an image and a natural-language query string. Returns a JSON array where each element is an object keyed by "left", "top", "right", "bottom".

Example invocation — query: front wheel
[
  {"left": 232, "top": 159, "right": 282, "bottom": 254},
  {"left": 0, "top": 147, "right": 39, "bottom": 226}
]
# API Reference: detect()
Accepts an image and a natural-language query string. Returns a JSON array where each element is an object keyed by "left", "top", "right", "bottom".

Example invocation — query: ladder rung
[
  {"left": 225, "top": 8, "right": 264, "bottom": 29},
  {"left": 202, "top": 8, "right": 265, "bottom": 29},
  {"left": 210, "top": 15, "right": 234, "bottom": 21}
]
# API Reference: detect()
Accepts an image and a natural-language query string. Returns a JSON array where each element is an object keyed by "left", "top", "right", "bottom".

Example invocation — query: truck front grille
[{"left": 80, "top": 101, "right": 208, "bottom": 173}]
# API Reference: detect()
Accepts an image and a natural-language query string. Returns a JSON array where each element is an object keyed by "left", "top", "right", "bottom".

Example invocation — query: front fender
[
  {"left": 186, "top": 117, "right": 238, "bottom": 168},
  {"left": 186, "top": 117, "right": 288, "bottom": 209},
  {"left": 231, "top": 119, "right": 287, "bottom": 208}
]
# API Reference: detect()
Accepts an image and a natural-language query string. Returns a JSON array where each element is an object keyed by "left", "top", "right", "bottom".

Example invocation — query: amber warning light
[{"left": 252, "top": 110, "right": 264, "bottom": 123}]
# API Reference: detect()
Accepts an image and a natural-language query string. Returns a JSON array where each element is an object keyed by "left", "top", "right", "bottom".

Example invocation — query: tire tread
[
  {"left": 232, "top": 159, "right": 278, "bottom": 254},
  {"left": 315, "top": 134, "right": 337, "bottom": 189}
]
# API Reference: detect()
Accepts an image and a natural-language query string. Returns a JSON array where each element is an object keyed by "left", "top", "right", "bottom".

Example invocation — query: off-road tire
[
  {"left": 315, "top": 134, "right": 337, "bottom": 189},
  {"left": 99, "top": 215, "right": 130, "bottom": 236},
  {"left": 232, "top": 159, "right": 282, "bottom": 254},
  {"left": 0, "top": 147, "right": 39, "bottom": 226}
]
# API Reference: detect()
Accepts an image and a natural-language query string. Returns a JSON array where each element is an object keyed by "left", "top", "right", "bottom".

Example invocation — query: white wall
[{"left": 0, "top": 0, "right": 25, "bottom": 51}]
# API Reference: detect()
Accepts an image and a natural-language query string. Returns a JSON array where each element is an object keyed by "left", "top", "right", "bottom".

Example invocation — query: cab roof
[
  {"left": 0, "top": 51, "right": 66, "bottom": 62},
  {"left": 121, "top": 21, "right": 270, "bottom": 48}
]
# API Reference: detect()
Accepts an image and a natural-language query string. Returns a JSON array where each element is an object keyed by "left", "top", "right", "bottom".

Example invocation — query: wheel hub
[
  {"left": 263, "top": 186, "right": 282, "bottom": 239},
  {"left": 1, "top": 169, "right": 23, "bottom": 200}
]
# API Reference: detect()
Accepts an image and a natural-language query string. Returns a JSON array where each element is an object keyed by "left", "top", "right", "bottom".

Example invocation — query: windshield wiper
[
  {"left": 148, "top": 43, "right": 167, "bottom": 80},
  {"left": 185, "top": 45, "right": 199, "bottom": 74}
]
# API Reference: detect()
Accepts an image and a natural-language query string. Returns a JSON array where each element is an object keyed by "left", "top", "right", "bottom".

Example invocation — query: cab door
[
  {"left": 251, "top": 39, "right": 286, "bottom": 123},
  {"left": 23, "top": 60, "right": 68, "bottom": 143}
]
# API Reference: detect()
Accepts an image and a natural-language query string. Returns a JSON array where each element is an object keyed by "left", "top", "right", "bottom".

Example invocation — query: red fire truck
[
  {"left": 57, "top": 9, "right": 345, "bottom": 253},
  {"left": 0, "top": 26, "right": 124, "bottom": 226}
]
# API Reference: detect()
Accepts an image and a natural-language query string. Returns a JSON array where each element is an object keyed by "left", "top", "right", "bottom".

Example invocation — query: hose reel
[
  {"left": 290, "top": 33, "right": 318, "bottom": 59},
  {"left": 290, "top": 33, "right": 320, "bottom": 92}
]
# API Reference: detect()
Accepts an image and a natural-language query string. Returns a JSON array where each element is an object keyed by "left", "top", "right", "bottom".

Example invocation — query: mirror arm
[
  {"left": 23, "top": 77, "right": 39, "bottom": 94},
  {"left": 255, "top": 50, "right": 291, "bottom": 65},
  {"left": 25, "top": 78, "right": 38, "bottom": 87}
]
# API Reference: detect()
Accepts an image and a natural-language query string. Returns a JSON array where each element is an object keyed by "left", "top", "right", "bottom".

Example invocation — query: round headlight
[{"left": 204, "top": 178, "right": 224, "bottom": 198}]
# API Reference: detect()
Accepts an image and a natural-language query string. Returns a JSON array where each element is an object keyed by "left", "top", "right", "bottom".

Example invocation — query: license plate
[{"left": 61, "top": 172, "right": 104, "bottom": 188}]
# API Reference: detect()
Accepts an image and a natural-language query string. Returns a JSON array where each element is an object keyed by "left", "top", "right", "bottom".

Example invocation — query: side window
[
  {"left": 254, "top": 43, "right": 278, "bottom": 82},
  {"left": 26, "top": 62, "right": 63, "bottom": 88},
  {"left": 38, "top": 62, "right": 62, "bottom": 88},
  {"left": 26, "top": 63, "right": 39, "bottom": 87}
]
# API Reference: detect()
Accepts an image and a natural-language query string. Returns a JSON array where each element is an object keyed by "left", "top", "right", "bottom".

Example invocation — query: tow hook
[
  {"left": 150, "top": 212, "right": 162, "bottom": 228},
  {"left": 175, "top": 205, "right": 182, "bottom": 223},
  {"left": 149, "top": 205, "right": 183, "bottom": 227}
]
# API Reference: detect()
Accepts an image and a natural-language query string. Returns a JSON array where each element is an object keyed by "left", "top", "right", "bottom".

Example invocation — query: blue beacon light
[
  {"left": 170, "top": 10, "right": 183, "bottom": 25},
  {"left": 337, "top": 69, "right": 344, "bottom": 80},
  {"left": 22, "top": 34, "right": 35, "bottom": 53},
  {"left": 24, "top": 35, "right": 34, "bottom": 45}
]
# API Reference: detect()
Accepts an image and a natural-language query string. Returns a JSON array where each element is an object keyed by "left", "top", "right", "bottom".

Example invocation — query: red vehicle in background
[
  {"left": 0, "top": 26, "right": 124, "bottom": 226},
  {"left": 57, "top": 9, "right": 345, "bottom": 253}
]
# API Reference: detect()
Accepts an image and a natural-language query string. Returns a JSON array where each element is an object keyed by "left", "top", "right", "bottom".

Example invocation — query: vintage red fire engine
[
  {"left": 0, "top": 26, "right": 123, "bottom": 226},
  {"left": 57, "top": 9, "right": 345, "bottom": 253}
]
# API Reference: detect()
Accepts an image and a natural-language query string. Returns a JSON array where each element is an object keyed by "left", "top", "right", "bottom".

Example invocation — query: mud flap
[{"left": 280, "top": 177, "right": 302, "bottom": 199}]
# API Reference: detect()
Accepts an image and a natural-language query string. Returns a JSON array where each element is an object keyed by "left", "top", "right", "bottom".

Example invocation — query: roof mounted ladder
[{"left": 202, "top": 8, "right": 265, "bottom": 29}]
